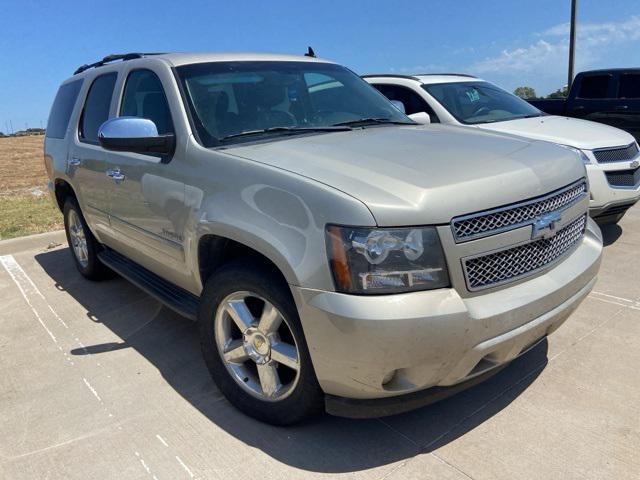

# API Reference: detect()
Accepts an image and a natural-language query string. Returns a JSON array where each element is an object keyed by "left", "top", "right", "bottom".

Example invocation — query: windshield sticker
[{"left": 465, "top": 89, "right": 480, "bottom": 102}]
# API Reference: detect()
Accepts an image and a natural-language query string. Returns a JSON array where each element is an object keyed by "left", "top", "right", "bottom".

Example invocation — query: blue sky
[{"left": 1, "top": 0, "right": 639, "bottom": 131}]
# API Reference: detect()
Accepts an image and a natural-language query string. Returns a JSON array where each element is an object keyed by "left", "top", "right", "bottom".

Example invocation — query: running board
[{"left": 98, "top": 249, "right": 199, "bottom": 321}]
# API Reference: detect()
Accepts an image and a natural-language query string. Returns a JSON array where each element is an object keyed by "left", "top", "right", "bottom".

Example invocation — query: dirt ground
[
  {"left": 0, "top": 135, "right": 47, "bottom": 194},
  {"left": 0, "top": 136, "right": 62, "bottom": 239}
]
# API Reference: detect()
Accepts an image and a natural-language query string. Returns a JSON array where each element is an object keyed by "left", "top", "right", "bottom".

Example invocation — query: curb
[{"left": 0, "top": 230, "right": 67, "bottom": 256}]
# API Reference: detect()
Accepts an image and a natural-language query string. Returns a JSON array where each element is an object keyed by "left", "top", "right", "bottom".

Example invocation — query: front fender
[{"left": 183, "top": 147, "right": 376, "bottom": 293}]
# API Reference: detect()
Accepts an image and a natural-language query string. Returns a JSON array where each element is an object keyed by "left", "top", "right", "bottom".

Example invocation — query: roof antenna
[{"left": 304, "top": 47, "right": 316, "bottom": 58}]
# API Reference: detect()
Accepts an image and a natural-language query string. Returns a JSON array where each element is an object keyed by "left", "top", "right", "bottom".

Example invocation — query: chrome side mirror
[
  {"left": 390, "top": 100, "right": 406, "bottom": 114},
  {"left": 98, "top": 117, "right": 175, "bottom": 155},
  {"left": 408, "top": 112, "right": 431, "bottom": 125}
]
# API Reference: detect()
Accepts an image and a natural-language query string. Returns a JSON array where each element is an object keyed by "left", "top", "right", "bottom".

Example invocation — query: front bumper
[
  {"left": 586, "top": 164, "right": 640, "bottom": 218},
  {"left": 291, "top": 219, "right": 602, "bottom": 405}
]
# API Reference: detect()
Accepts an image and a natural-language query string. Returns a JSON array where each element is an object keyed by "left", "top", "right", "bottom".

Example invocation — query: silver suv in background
[{"left": 45, "top": 52, "right": 602, "bottom": 424}]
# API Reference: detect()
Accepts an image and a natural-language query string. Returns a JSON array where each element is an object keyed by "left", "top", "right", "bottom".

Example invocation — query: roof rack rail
[
  {"left": 361, "top": 74, "right": 422, "bottom": 81},
  {"left": 73, "top": 52, "right": 165, "bottom": 75}
]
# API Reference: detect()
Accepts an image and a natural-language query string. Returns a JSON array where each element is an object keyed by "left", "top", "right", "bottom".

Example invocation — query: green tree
[
  {"left": 546, "top": 86, "right": 569, "bottom": 99},
  {"left": 513, "top": 86, "right": 537, "bottom": 99}
]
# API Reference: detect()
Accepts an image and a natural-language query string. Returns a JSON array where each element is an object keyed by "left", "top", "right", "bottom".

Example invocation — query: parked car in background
[
  {"left": 365, "top": 74, "right": 640, "bottom": 224},
  {"left": 528, "top": 68, "right": 640, "bottom": 142},
  {"left": 45, "top": 52, "right": 602, "bottom": 425}
]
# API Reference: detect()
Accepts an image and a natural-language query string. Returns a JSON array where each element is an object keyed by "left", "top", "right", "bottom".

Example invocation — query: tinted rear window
[
  {"left": 577, "top": 75, "right": 611, "bottom": 99},
  {"left": 80, "top": 73, "right": 117, "bottom": 143},
  {"left": 618, "top": 73, "right": 640, "bottom": 99},
  {"left": 46, "top": 80, "right": 83, "bottom": 139}
]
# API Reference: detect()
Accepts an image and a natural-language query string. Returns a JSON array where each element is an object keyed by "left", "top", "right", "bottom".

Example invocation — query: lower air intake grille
[
  {"left": 605, "top": 167, "right": 640, "bottom": 188},
  {"left": 463, "top": 215, "right": 587, "bottom": 290}
]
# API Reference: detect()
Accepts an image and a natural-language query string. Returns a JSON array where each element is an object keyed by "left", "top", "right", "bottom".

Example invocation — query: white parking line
[
  {"left": 175, "top": 455, "right": 195, "bottom": 479},
  {"left": 155, "top": 434, "right": 197, "bottom": 478},
  {"left": 1, "top": 255, "right": 58, "bottom": 343},
  {"left": 0, "top": 254, "right": 69, "bottom": 328},
  {"left": 590, "top": 291, "right": 640, "bottom": 310},
  {"left": 82, "top": 377, "right": 103, "bottom": 402},
  {"left": 1, "top": 254, "right": 119, "bottom": 419},
  {"left": 156, "top": 434, "right": 169, "bottom": 447},
  {"left": 134, "top": 451, "right": 160, "bottom": 480}
]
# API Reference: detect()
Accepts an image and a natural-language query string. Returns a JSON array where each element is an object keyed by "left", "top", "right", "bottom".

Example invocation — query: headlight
[
  {"left": 563, "top": 145, "right": 591, "bottom": 164},
  {"left": 326, "top": 225, "right": 450, "bottom": 294}
]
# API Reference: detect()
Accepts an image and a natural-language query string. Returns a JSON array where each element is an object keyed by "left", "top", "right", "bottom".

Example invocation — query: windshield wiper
[
  {"left": 332, "top": 117, "right": 414, "bottom": 127},
  {"left": 219, "top": 126, "right": 352, "bottom": 142},
  {"left": 481, "top": 113, "right": 545, "bottom": 124}
]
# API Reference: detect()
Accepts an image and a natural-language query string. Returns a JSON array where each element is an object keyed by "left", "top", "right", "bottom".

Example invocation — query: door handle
[
  {"left": 615, "top": 105, "right": 629, "bottom": 111},
  {"left": 573, "top": 106, "right": 585, "bottom": 111},
  {"left": 106, "top": 168, "right": 126, "bottom": 183},
  {"left": 68, "top": 157, "right": 81, "bottom": 167}
]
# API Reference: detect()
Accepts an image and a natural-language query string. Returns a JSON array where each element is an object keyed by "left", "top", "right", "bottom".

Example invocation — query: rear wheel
[
  {"left": 199, "top": 261, "right": 323, "bottom": 425},
  {"left": 63, "top": 197, "right": 111, "bottom": 280}
]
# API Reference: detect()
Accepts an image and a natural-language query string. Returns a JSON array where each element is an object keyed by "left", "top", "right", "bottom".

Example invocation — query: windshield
[
  {"left": 423, "top": 81, "right": 543, "bottom": 125},
  {"left": 176, "top": 61, "right": 412, "bottom": 146}
]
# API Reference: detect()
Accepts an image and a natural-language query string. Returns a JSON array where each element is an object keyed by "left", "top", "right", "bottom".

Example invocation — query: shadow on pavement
[{"left": 36, "top": 247, "right": 547, "bottom": 474}]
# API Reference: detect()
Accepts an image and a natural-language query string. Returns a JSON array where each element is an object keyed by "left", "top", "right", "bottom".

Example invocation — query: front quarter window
[{"left": 176, "top": 61, "right": 412, "bottom": 146}]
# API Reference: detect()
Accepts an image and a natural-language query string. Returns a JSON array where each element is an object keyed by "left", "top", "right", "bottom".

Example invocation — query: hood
[
  {"left": 225, "top": 124, "right": 586, "bottom": 226},
  {"left": 479, "top": 115, "right": 635, "bottom": 150}
]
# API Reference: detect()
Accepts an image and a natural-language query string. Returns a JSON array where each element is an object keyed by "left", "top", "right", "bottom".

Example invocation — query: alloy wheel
[
  {"left": 68, "top": 209, "right": 89, "bottom": 268},
  {"left": 214, "top": 291, "right": 301, "bottom": 401}
]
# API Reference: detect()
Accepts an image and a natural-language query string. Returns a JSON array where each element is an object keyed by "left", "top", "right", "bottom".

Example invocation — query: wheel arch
[
  {"left": 196, "top": 231, "right": 299, "bottom": 290},
  {"left": 53, "top": 178, "right": 77, "bottom": 211}
]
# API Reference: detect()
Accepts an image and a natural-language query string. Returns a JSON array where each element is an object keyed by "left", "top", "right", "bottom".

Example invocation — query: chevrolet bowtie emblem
[{"left": 532, "top": 211, "right": 562, "bottom": 240}]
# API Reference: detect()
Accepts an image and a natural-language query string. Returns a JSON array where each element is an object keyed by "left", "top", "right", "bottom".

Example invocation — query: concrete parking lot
[{"left": 1, "top": 209, "right": 639, "bottom": 480}]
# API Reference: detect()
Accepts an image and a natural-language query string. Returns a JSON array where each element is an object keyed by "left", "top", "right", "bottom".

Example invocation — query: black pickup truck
[{"left": 529, "top": 68, "right": 640, "bottom": 141}]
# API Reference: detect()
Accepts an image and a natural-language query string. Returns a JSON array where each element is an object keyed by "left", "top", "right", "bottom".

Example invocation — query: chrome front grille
[
  {"left": 463, "top": 215, "right": 587, "bottom": 291},
  {"left": 593, "top": 143, "right": 639, "bottom": 163},
  {"left": 451, "top": 180, "right": 587, "bottom": 242}
]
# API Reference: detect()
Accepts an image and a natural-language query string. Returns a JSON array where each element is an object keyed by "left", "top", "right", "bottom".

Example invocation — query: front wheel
[{"left": 198, "top": 261, "right": 323, "bottom": 425}]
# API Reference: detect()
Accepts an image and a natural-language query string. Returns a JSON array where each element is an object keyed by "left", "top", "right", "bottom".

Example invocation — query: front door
[{"left": 105, "top": 67, "right": 189, "bottom": 280}]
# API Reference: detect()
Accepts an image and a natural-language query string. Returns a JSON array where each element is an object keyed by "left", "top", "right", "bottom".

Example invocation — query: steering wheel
[{"left": 472, "top": 106, "right": 491, "bottom": 117}]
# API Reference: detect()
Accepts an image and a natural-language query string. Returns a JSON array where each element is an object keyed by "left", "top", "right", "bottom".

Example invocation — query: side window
[
  {"left": 120, "top": 70, "right": 173, "bottom": 134},
  {"left": 618, "top": 73, "right": 640, "bottom": 99},
  {"left": 79, "top": 73, "right": 117, "bottom": 143},
  {"left": 46, "top": 80, "right": 83, "bottom": 139},
  {"left": 577, "top": 75, "right": 611, "bottom": 99},
  {"left": 372, "top": 84, "right": 439, "bottom": 121}
]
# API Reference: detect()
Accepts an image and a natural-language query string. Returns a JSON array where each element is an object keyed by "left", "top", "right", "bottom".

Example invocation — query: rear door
[
  {"left": 613, "top": 72, "right": 640, "bottom": 141},
  {"left": 104, "top": 66, "right": 189, "bottom": 280},
  {"left": 569, "top": 73, "right": 623, "bottom": 129},
  {"left": 68, "top": 72, "right": 118, "bottom": 238}
]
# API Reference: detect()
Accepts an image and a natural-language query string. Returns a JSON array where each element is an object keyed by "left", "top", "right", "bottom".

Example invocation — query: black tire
[
  {"left": 63, "top": 197, "right": 111, "bottom": 280},
  {"left": 198, "top": 260, "right": 324, "bottom": 425},
  {"left": 594, "top": 212, "right": 625, "bottom": 226}
]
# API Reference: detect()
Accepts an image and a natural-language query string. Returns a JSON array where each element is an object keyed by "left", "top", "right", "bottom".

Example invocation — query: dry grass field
[{"left": 0, "top": 135, "right": 62, "bottom": 239}]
